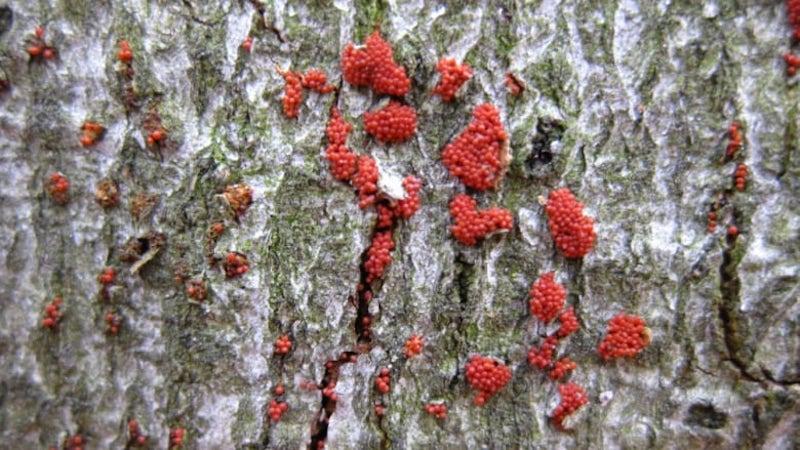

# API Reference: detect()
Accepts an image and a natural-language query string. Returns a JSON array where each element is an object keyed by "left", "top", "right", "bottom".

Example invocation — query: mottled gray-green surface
[{"left": 0, "top": 0, "right": 798, "bottom": 449}]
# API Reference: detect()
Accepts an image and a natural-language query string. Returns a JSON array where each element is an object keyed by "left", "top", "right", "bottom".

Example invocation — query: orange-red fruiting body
[
  {"left": 552, "top": 382, "right": 588, "bottom": 429},
  {"left": 80, "top": 121, "right": 105, "bottom": 147},
  {"left": 404, "top": 334, "right": 423, "bottom": 358},
  {"left": 375, "top": 367, "right": 391, "bottom": 394},
  {"left": 169, "top": 427, "right": 185, "bottom": 448},
  {"left": 42, "top": 296, "right": 63, "bottom": 330},
  {"left": 279, "top": 69, "right": 303, "bottom": 118},
  {"left": 393, "top": 176, "right": 422, "bottom": 219},
  {"left": 787, "top": 0, "right": 800, "bottom": 41},
  {"left": 529, "top": 272, "right": 566, "bottom": 324},
  {"left": 341, "top": 31, "right": 410, "bottom": 96},
  {"left": 117, "top": 40, "right": 133, "bottom": 63},
  {"left": 376, "top": 204, "right": 395, "bottom": 229},
  {"left": 223, "top": 183, "right": 253, "bottom": 217},
  {"left": 127, "top": 419, "right": 148, "bottom": 447},
  {"left": 449, "top": 194, "right": 513, "bottom": 246},
  {"left": 734, "top": 163, "right": 748, "bottom": 191},
  {"left": 727, "top": 225, "right": 739, "bottom": 238},
  {"left": 726, "top": 122, "right": 742, "bottom": 158},
  {"left": 707, "top": 210, "right": 718, "bottom": 233},
  {"left": 465, "top": 355, "right": 512, "bottom": 406},
  {"left": 64, "top": 434, "right": 84, "bottom": 450},
  {"left": 223, "top": 252, "right": 249, "bottom": 278},
  {"left": 186, "top": 279, "right": 207, "bottom": 301},
  {"left": 442, "top": 104, "right": 508, "bottom": 190},
  {"left": 352, "top": 155, "right": 379, "bottom": 209},
  {"left": 433, "top": 58, "right": 472, "bottom": 102},
  {"left": 274, "top": 334, "right": 292, "bottom": 355},
  {"left": 424, "top": 402, "right": 448, "bottom": 419},
  {"left": 268, "top": 399, "right": 289, "bottom": 422},
  {"left": 301, "top": 69, "right": 335, "bottom": 93},
  {"left": 241, "top": 36, "right": 253, "bottom": 53},
  {"left": 785, "top": 52, "right": 800, "bottom": 76},
  {"left": 47, "top": 172, "right": 70, "bottom": 205},
  {"left": 98, "top": 267, "right": 117, "bottom": 285},
  {"left": 548, "top": 357, "right": 577, "bottom": 381},
  {"left": 597, "top": 313, "right": 650, "bottom": 360},
  {"left": 27, "top": 27, "right": 56, "bottom": 62},
  {"left": 325, "top": 108, "right": 358, "bottom": 182},
  {"left": 363, "top": 101, "right": 417, "bottom": 143},
  {"left": 364, "top": 230, "right": 395, "bottom": 283},
  {"left": 527, "top": 335, "right": 558, "bottom": 369},
  {"left": 106, "top": 311, "right": 121, "bottom": 335},
  {"left": 556, "top": 307, "right": 580, "bottom": 339},
  {"left": 545, "top": 188, "right": 597, "bottom": 258},
  {"left": 146, "top": 128, "right": 167, "bottom": 147}
]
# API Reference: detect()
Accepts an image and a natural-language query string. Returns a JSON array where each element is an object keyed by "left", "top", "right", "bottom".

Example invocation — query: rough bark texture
[{"left": 0, "top": 0, "right": 799, "bottom": 449}]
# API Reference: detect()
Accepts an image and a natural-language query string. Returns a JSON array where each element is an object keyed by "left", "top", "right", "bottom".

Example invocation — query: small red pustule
[
  {"left": 734, "top": 163, "right": 748, "bottom": 191},
  {"left": 376, "top": 204, "right": 395, "bottom": 229},
  {"left": 325, "top": 108, "right": 358, "bottom": 181},
  {"left": 505, "top": 73, "right": 524, "bottom": 96},
  {"left": 787, "top": 0, "right": 800, "bottom": 41},
  {"left": 186, "top": 279, "right": 207, "bottom": 301},
  {"left": 274, "top": 334, "right": 292, "bottom": 355},
  {"left": 598, "top": 313, "right": 651, "bottom": 360},
  {"left": 117, "top": 40, "right": 133, "bottom": 64},
  {"left": 548, "top": 357, "right": 577, "bottom": 381},
  {"left": 64, "top": 434, "right": 84, "bottom": 450},
  {"left": 556, "top": 307, "right": 579, "bottom": 339},
  {"left": 545, "top": 188, "right": 597, "bottom": 258},
  {"left": 727, "top": 225, "right": 739, "bottom": 239},
  {"left": 465, "top": 355, "right": 512, "bottom": 406},
  {"left": 223, "top": 183, "right": 253, "bottom": 217},
  {"left": 375, "top": 367, "right": 391, "bottom": 394},
  {"left": 449, "top": 194, "right": 513, "bottom": 246},
  {"left": 726, "top": 122, "right": 742, "bottom": 158},
  {"left": 374, "top": 402, "right": 386, "bottom": 417},
  {"left": 341, "top": 30, "right": 411, "bottom": 96},
  {"left": 529, "top": 272, "right": 566, "bottom": 324},
  {"left": 278, "top": 68, "right": 303, "bottom": 118},
  {"left": 223, "top": 251, "right": 249, "bottom": 278},
  {"left": 268, "top": 399, "right": 289, "bottom": 422},
  {"left": 169, "top": 426, "right": 186, "bottom": 448},
  {"left": 322, "top": 381, "right": 338, "bottom": 401},
  {"left": 26, "top": 26, "right": 57, "bottom": 61},
  {"left": 442, "top": 104, "right": 509, "bottom": 190},
  {"left": 527, "top": 335, "right": 558, "bottom": 369},
  {"left": 707, "top": 210, "right": 718, "bottom": 233},
  {"left": 424, "top": 402, "right": 448, "bottom": 420},
  {"left": 785, "top": 52, "right": 800, "bottom": 77},
  {"left": 210, "top": 222, "right": 225, "bottom": 237},
  {"left": 47, "top": 172, "right": 70, "bottom": 205},
  {"left": 42, "top": 296, "right": 63, "bottom": 330},
  {"left": 393, "top": 175, "right": 422, "bottom": 219},
  {"left": 551, "top": 382, "right": 588, "bottom": 429},
  {"left": 433, "top": 58, "right": 472, "bottom": 102},
  {"left": 98, "top": 267, "right": 117, "bottom": 286},
  {"left": 352, "top": 155, "right": 379, "bottom": 209},
  {"left": 364, "top": 230, "right": 395, "bottom": 283},
  {"left": 241, "top": 36, "right": 253, "bottom": 53},
  {"left": 79, "top": 121, "right": 105, "bottom": 147},
  {"left": 364, "top": 101, "right": 417, "bottom": 143},
  {"left": 146, "top": 128, "right": 167, "bottom": 147},
  {"left": 404, "top": 334, "right": 424, "bottom": 358},
  {"left": 274, "top": 384, "right": 285, "bottom": 396},
  {"left": 105, "top": 311, "right": 121, "bottom": 335},
  {"left": 341, "top": 43, "right": 371, "bottom": 87},
  {"left": 301, "top": 69, "right": 335, "bottom": 94},
  {"left": 127, "top": 419, "right": 148, "bottom": 447}
]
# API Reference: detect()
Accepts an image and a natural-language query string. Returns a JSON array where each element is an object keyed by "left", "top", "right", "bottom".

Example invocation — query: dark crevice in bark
[{"left": 308, "top": 351, "right": 357, "bottom": 450}]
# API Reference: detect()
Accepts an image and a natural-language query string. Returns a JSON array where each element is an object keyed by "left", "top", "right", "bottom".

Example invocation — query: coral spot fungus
[
  {"left": 186, "top": 279, "right": 207, "bottom": 301},
  {"left": 449, "top": 194, "right": 513, "bottom": 246},
  {"left": 301, "top": 69, "right": 336, "bottom": 94},
  {"left": 548, "top": 357, "right": 577, "bottom": 381},
  {"left": 127, "top": 419, "right": 148, "bottom": 447},
  {"left": 223, "top": 183, "right": 253, "bottom": 217},
  {"left": 527, "top": 335, "right": 558, "bottom": 369},
  {"left": 278, "top": 68, "right": 303, "bottom": 118},
  {"left": 47, "top": 172, "right": 70, "bottom": 205},
  {"left": 146, "top": 128, "right": 167, "bottom": 147},
  {"left": 268, "top": 399, "right": 289, "bottom": 422},
  {"left": 117, "top": 40, "right": 133, "bottom": 64},
  {"left": 79, "top": 121, "right": 104, "bottom": 147},
  {"left": 545, "top": 188, "right": 597, "bottom": 258},
  {"left": 42, "top": 296, "right": 63, "bottom": 330},
  {"left": 707, "top": 210, "right": 718, "bottom": 233},
  {"left": 98, "top": 267, "right": 117, "bottom": 285},
  {"left": 325, "top": 109, "right": 358, "bottom": 182},
  {"left": 433, "top": 58, "right": 472, "bottom": 102},
  {"left": 393, "top": 175, "right": 422, "bottom": 219},
  {"left": 785, "top": 52, "right": 800, "bottom": 76},
  {"left": 442, "top": 104, "right": 509, "bottom": 190},
  {"left": 556, "top": 307, "right": 580, "bottom": 339},
  {"left": 734, "top": 163, "right": 748, "bottom": 191},
  {"left": 274, "top": 334, "right": 292, "bottom": 355},
  {"left": 26, "top": 26, "right": 57, "bottom": 61},
  {"left": 465, "top": 355, "right": 512, "bottom": 406},
  {"left": 241, "top": 36, "right": 253, "bottom": 53},
  {"left": 551, "top": 382, "right": 588, "bottom": 429},
  {"left": 64, "top": 434, "right": 84, "bottom": 450},
  {"left": 364, "top": 230, "right": 395, "bottom": 283},
  {"left": 223, "top": 252, "right": 249, "bottom": 278},
  {"left": 726, "top": 122, "right": 742, "bottom": 158},
  {"left": 374, "top": 367, "right": 391, "bottom": 394},
  {"left": 352, "top": 155, "right": 380, "bottom": 208},
  {"left": 787, "top": 0, "right": 800, "bottom": 40},
  {"left": 363, "top": 101, "right": 417, "bottom": 143},
  {"left": 727, "top": 225, "right": 739, "bottom": 239},
  {"left": 404, "top": 334, "right": 424, "bottom": 358},
  {"left": 341, "top": 30, "right": 410, "bottom": 96},
  {"left": 529, "top": 272, "right": 566, "bottom": 324},
  {"left": 597, "top": 313, "right": 651, "bottom": 360},
  {"left": 169, "top": 426, "right": 186, "bottom": 448},
  {"left": 424, "top": 402, "right": 448, "bottom": 419},
  {"left": 105, "top": 311, "right": 121, "bottom": 335}
]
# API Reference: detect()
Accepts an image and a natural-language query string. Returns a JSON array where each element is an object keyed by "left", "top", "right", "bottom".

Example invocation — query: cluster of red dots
[
  {"left": 98, "top": 266, "right": 117, "bottom": 286},
  {"left": 146, "top": 127, "right": 167, "bottom": 147},
  {"left": 273, "top": 334, "right": 293, "bottom": 355},
  {"left": 442, "top": 104, "right": 509, "bottom": 191},
  {"left": 79, "top": 121, "right": 104, "bottom": 148},
  {"left": 352, "top": 155, "right": 379, "bottom": 209},
  {"left": 374, "top": 367, "right": 391, "bottom": 394},
  {"left": 449, "top": 194, "right": 513, "bottom": 246},
  {"left": 105, "top": 311, "right": 121, "bottom": 335},
  {"left": 364, "top": 231, "right": 395, "bottom": 283},
  {"left": 223, "top": 252, "right": 249, "bottom": 278},
  {"left": 424, "top": 402, "right": 448, "bottom": 420},
  {"left": 241, "top": 36, "right": 253, "bottom": 53},
  {"left": 465, "top": 355, "right": 512, "bottom": 406},
  {"left": 185, "top": 279, "right": 207, "bottom": 301},
  {"left": 394, "top": 176, "right": 422, "bottom": 219},
  {"left": 127, "top": 419, "right": 148, "bottom": 447},
  {"left": 169, "top": 427, "right": 186, "bottom": 448},
  {"left": 404, "top": 334, "right": 423, "bottom": 358},
  {"left": 505, "top": 73, "right": 524, "bottom": 96},
  {"left": 41, "top": 296, "right": 63, "bottom": 330},
  {"left": 556, "top": 307, "right": 579, "bottom": 339},
  {"left": 26, "top": 26, "right": 57, "bottom": 61},
  {"left": 529, "top": 272, "right": 566, "bottom": 324},
  {"left": 363, "top": 101, "right": 417, "bottom": 143},
  {"left": 785, "top": 52, "right": 800, "bottom": 76},
  {"left": 223, "top": 183, "right": 253, "bottom": 217},
  {"left": 551, "top": 382, "right": 589, "bottom": 429},
  {"left": 376, "top": 204, "right": 395, "bottom": 228},
  {"left": 342, "top": 30, "right": 410, "bottom": 97},
  {"left": 433, "top": 58, "right": 472, "bottom": 102},
  {"left": 734, "top": 163, "right": 748, "bottom": 192},
  {"left": 324, "top": 108, "right": 358, "bottom": 182},
  {"left": 707, "top": 209, "right": 718, "bottom": 233},
  {"left": 527, "top": 335, "right": 558, "bottom": 369},
  {"left": 374, "top": 402, "right": 386, "bottom": 417},
  {"left": 47, "top": 172, "right": 70, "bottom": 205},
  {"left": 278, "top": 67, "right": 336, "bottom": 118},
  {"left": 117, "top": 40, "right": 133, "bottom": 64},
  {"left": 545, "top": 188, "right": 597, "bottom": 258},
  {"left": 63, "top": 434, "right": 84, "bottom": 450},
  {"left": 725, "top": 122, "right": 742, "bottom": 158},
  {"left": 268, "top": 399, "right": 289, "bottom": 423},
  {"left": 548, "top": 357, "right": 577, "bottom": 381},
  {"left": 787, "top": 0, "right": 800, "bottom": 41},
  {"left": 301, "top": 69, "right": 336, "bottom": 94},
  {"left": 597, "top": 313, "right": 651, "bottom": 360}
]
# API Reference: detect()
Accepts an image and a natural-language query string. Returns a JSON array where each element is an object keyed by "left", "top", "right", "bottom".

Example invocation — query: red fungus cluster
[
  {"left": 725, "top": 122, "right": 742, "bottom": 158},
  {"left": 98, "top": 267, "right": 117, "bottom": 285},
  {"left": 433, "top": 58, "right": 472, "bottom": 102},
  {"left": 548, "top": 357, "right": 577, "bottom": 381},
  {"left": 785, "top": 52, "right": 800, "bottom": 76},
  {"left": 169, "top": 427, "right": 186, "bottom": 448},
  {"left": 79, "top": 121, "right": 104, "bottom": 147},
  {"left": 268, "top": 399, "right": 289, "bottom": 423},
  {"left": 374, "top": 367, "right": 391, "bottom": 394},
  {"left": 556, "top": 307, "right": 579, "bottom": 339},
  {"left": 105, "top": 311, "right": 121, "bottom": 335},
  {"left": 241, "top": 36, "right": 253, "bottom": 53},
  {"left": 551, "top": 382, "right": 588, "bottom": 429},
  {"left": 545, "top": 188, "right": 597, "bottom": 258},
  {"left": 404, "top": 334, "right": 423, "bottom": 358},
  {"left": 597, "top": 313, "right": 651, "bottom": 360},
  {"left": 223, "top": 183, "right": 253, "bottom": 217},
  {"left": 42, "top": 296, "right": 63, "bottom": 330},
  {"left": 342, "top": 30, "right": 410, "bottom": 96},
  {"left": 26, "top": 26, "right": 57, "bottom": 61},
  {"left": 186, "top": 279, "right": 207, "bottom": 301},
  {"left": 47, "top": 172, "right": 70, "bottom": 205},
  {"left": 274, "top": 334, "right": 292, "bottom": 355},
  {"left": 364, "top": 231, "right": 395, "bottom": 283},
  {"left": 527, "top": 335, "right": 558, "bottom": 369},
  {"left": 465, "top": 355, "right": 512, "bottom": 406},
  {"left": 146, "top": 128, "right": 167, "bottom": 147},
  {"left": 279, "top": 69, "right": 303, "bottom": 118},
  {"left": 223, "top": 252, "right": 249, "bottom": 278},
  {"left": 442, "top": 104, "right": 509, "bottom": 190},
  {"left": 64, "top": 434, "right": 84, "bottom": 450},
  {"left": 734, "top": 163, "right": 748, "bottom": 191},
  {"left": 127, "top": 419, "right": 148, "bottom": 447},
  {"left": 363, "top": 101, "right": 417, "bottom": 143},
  {"left": 529, "top": 272, "right": 566, "bottom": 324},
  {"left": 394, "top": 176, "right": 422, "bottom": 219},
  {"left": 302, "top": 69, "right": 336, "bottom": 94},
  {"left": 117, "top": 40, "right": 133, "bottom": 64},
  {"left": 727, "top": 225, "right": 739, "bottom": 239},
  {"left": 707, "top": 210, "right": 718, "bottom": 233},
  {"left": 787, "top": 0, "right": 800, "bottom": 40},
  {"left": 449, "top": 194, "right": 513, "bottom": 246},
  {"left": 324, "top": 108, "right": 358, "bottom": 181},
  {"left": 352, "top": 155, "right": 380, "bottom": 208},
  {"left": 424, "top": 402, "right": 448, "bottom": 420}
]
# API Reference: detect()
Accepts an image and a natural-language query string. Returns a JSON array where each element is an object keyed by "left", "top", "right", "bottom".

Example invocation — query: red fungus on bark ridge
[
  {"left": 529, "top": 272, "right": 566, "bottom": 324},
  {"left": 363, "top": 101, "right": 417, "bottom": 143},
  {"left": 433, "top": 58, "right": 472, "bottom": 102},
  {"left": 449, "top": 194, "right": 513, "bottom": 246},
  {"left": 597, "top": 313, "right": 651, "bottom": 360},
  {"left": 551, "top": 382, "right": 588, "bottom": 429},
  {"left": 465, "top": 355, "right": 512, "bottom": 406},
  {"left": 545, "top": 187, "right": 597, "bottom": 258},
  {"left": 47, "top": 172, "right": 70, "bottom": 205},
  {"left": 442, "top": 104, "right": 509, "bottom": 190}
]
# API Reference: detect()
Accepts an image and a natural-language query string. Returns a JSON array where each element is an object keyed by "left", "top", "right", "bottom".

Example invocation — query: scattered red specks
[
  {"left": 146, "top": 128, "right": 167, "bottom": 147},
  {"left": 424, "top": 402, "right": 448, "bottom": 420},
  {"left": 278, "top": 68, "right": 303, "bottom": 118},
  {"left": 98, "top": 267, "right": 117, "bottom": 286},
  {"left": 341, "top": 30, "right": 410, "bottom": 96},
  {"left": 47, "top": 172, "right": 70, "bottom": 205},
  {"left": 105, "top": 311, "right": 121, "bottom": 335},
  {"left": 26, "top": 26, "right": 57, "bottom": 61},
  {"left": 785, "top": 52, "right": 800, "bottom": 76},
  {"left": 325, "top": 108, "right": 358, "bottom": 181},
  {"left": 79, "top": 121, "right": 104, "bottom": 147},
  {"left": 301, "top": 69, "right": 336, "bottom": 94},
  {"left": 241, "top": 36, "right": 253, "bottom": 53},
  {"left": 726, "top": 122, "right": 742, "bottom": 158},
  {"left": 127, "top": 419, "right": 148, "bottom": 447},
  {"left": 364, "top": 101, "right": 417, "bottom": 143},
  {"left": 529, "top": 272, "right": 566, "bottom": 324},
  {"left": 734, "top": 163, "right": 748, "bottom": 192},
  {"left": 352, "top": 155, "right": 379, "bottom": 209},
  {"left": 169, "top": 426, "right": 186, "bottom": 448},
  {"left": 393, "top": 175, "right": 422, "bottom": 219},
  {"left": 545, "top": 188, "right": 597, "bottom": 258},
  {"left": 548, "top": 357, "right": 577, "bottom": 381},
  {"left": 449, "top": 194, "right": 513, "bottom": 246},
  {"left": 374, "top": 402, "right": 386, "bottom": 417},
  {"left": 376, "top": 203, "right": 395, "bottom": 229},
  {"left": 556, "top": 307, "right": 580, "bottom": 339},
  {"left": 598, "top": 313, "right": 651, "bottom": 360},
  {"left": 117, "top": 40, "right": 133, "bottom": 64},
  {"left": 707, "top": 210, "right": 718, "bottom": 233},
  {"left": 223, "top": 183, "right": 253, "bottom": 217},
  {"left": 727, "top": 225, "right": 739, "bottom": 239},
  {"left": 274, "top": 384, "right": 285, "bottom": 396},
  {"left": 527, "top": 335, "right": 558, "bottom": 369},
  {"left": 787, "top": 0, "right": 800, "bottom": 41},
  {"left": 374, "top": 367, "right": 391, "bottom": 394},
  {"left": 505, "top": 73, "right": 524, "bottom": 96},
  {"left": 210, "top": 222, "right": 225, "bottom": 238},
  {"left": 64, "top": 434, "right": 84, "bottom": 450},
  {"left": 404, "top": 334, "right": 424, "bottom": 358},
  {"left": 223, "top": 252, "right": 249, "bottom": 278},
  {"left": 364, "top": 230, "right": 395, "bottom": 283},
  {"left": 274, "top": 334, "right": 292, "bottom": 355},
  {"left": 465, "top": 355, "right": 512, "bottom": 406},
  {"left": 41, "top": 296, "right": 63, "bottom": 330},
  {"left": 433, "top": 58, "right": 472, "bottom": 102},
  {"left": 442, "top": 104, "right": 509, "bottom": 190},
  {"left": 551, "top": 382, "right": 588, "bottom": 429},
  {"left": 186, "top": 279, "right": 207, "bottom": 301},
  {"left": 268, "top": 399, "right": 289, "bottom": 422},
  {"left": 95, "top": 178, "right": 119, "bottom": 209}
]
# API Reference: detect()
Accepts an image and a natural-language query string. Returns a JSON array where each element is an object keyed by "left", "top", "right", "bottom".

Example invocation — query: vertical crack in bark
[{"left": 308, "top": 352, "right": 357, "bottom": 449}]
